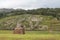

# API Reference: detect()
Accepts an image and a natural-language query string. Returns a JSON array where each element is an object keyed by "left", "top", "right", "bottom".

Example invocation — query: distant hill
[
  {"left": 0, "top": 8, "right": 14, "bottom": 12},
  {"left": 0, "top": 8, "right": 60, "bottom": 31}
]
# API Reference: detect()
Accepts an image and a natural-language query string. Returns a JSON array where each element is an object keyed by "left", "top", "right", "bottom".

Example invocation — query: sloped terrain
[{"left": 0, "top": 14, "right": 60, "bottom": 31}]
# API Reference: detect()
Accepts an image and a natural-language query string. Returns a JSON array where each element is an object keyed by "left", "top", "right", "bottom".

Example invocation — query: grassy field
[{"left": 0, "top": 30, "right": 60, "bottom": 40}]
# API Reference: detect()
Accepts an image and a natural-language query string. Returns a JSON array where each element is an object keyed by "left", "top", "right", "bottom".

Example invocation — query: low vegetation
[{"left": 0, "top": 30, "right": 59, "bottom": 40}]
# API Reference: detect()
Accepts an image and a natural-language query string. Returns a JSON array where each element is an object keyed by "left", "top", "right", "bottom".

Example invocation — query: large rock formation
[{"left": 13, "top": 23, "right": 25, "bottom": 34}]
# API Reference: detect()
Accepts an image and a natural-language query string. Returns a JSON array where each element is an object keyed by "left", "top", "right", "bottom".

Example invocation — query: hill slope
[{"left": 0, "top": 14, "right": 60, "bottom": 30}]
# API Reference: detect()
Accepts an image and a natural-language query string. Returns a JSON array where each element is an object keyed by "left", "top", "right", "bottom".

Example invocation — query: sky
[{"left": 0, "top": 0, "right": 60, "bottom": 9}]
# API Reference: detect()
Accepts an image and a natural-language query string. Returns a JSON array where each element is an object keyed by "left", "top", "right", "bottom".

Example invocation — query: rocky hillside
[{"left": 0, "top": 14, "right": 60, "bottom": 31}]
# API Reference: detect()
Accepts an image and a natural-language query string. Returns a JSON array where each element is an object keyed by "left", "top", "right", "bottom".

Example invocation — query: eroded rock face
[{"left": 13, "top": 25, "right": 25, "bottom": 34}]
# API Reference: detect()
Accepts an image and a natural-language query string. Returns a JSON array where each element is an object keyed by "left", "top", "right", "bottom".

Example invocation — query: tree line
[{"left": 0, "top": 8, "right": 60, "bottom": 20}]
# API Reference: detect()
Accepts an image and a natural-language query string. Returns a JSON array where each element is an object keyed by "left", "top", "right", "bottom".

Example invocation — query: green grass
[
  {"left": 0, "top": 30, "right": 60, "bottom": 40},
  {"left": 0, "top": 34, "right": 60, "bottom": 40}
]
